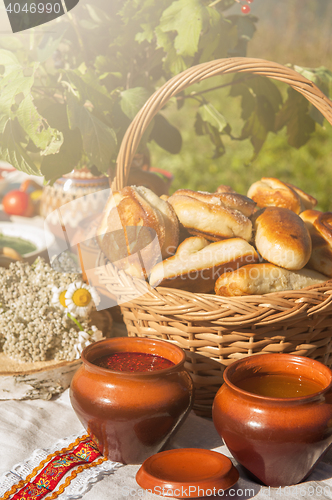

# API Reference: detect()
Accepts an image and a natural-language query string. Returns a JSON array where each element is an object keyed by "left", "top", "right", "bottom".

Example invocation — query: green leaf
[
  {"left": 0, "top": 68, "right": 35, "bottom": 118},
  {"left": 158, "top": 0, "right": 205, "bottom": 57},
  {"left": 86, "top": 4, "right": 111, "bottom": 24},
  {"left": 67, "top": 96, "right": 117, "bottom": 173},
  {"left": 230, "top": 75, "right": 282, "bottom": 119},
  {"left": 40, "top": 103, "right": 83, "bottom": 181},
  {"left": 240, "top": 96, "right": 273, "bottom": 156},
  {"left": 155, "top": 28, "right": 187, "bottom": 75},
  {"left": 37, "top": 26, "right": 68, "bottom": 63},
  {"left": 16, "top": 95, "right": 63, "bottom": 154},
  {"left": 40, "top": 134, "right": 83, "bottom": 181},
  {"left": 293, "top": 65, "right": 332, "bottom": 125},
  {"left": 63, "top": 70, "right": 114, "bottom": 113},
  {"left": 194, "top": 110, "right": 227, "bottom": 159},
  {"left": 135, "top": 23, "right": 154, "bottom": 44},
  {"left": 197, "top": 103, "right": 228, "bottom": 133},
  {"left": 0, "top": 37, "right": 24, "bottom": 52},
  {"left": 226, "top": 15, "right": 257, "bottom": 57},
  {"left": 235, "top": 15, "right": 257, "bottom": 42},
  {"left": 149, "top": 114, "right": 182, "bottom": 154},
  {"left": 275, "top": 88, "right": 316, "bottom": 149},
  {"left": 120, "top": 87, "right": 151, "bottom": 120},
  {"left": 0, "top": 120, "right": 40, "bottom": 176},
  {"left": 0, "top": 50, "right": 21, "bottom": 76}
]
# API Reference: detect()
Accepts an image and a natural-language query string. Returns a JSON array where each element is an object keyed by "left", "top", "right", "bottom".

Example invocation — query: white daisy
[
  {"left": 51, "top": 285, "right": 68, "bottom": 311},
  {"left": 90, "top": 325, "right": 104, "bottom": 343},
  {"left": 65, "top": 281, "right": 100, "bottom": 317},
  {"left": 72, "top": 331, "right": 91, "bottom": 360},
  {"left": 71, "top": 326, "right": 104, "bottom": 360}
]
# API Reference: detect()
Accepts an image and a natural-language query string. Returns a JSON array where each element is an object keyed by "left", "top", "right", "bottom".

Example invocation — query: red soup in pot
[{"left": 93, "top": 352, "right": 175, "bottom": 372}]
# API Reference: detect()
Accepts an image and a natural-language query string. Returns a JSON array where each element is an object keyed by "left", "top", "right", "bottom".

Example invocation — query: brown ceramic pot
[
  {"left": 212, "top": 353, "right": 332, "bottom": 487},
  {"left": 70, "top": 337, "right": 194, "bottom": 464}
]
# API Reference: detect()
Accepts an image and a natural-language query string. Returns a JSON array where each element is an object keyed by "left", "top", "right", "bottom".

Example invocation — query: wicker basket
[{"left": 98, "top": 58, "right": 332, "bottom": 417}]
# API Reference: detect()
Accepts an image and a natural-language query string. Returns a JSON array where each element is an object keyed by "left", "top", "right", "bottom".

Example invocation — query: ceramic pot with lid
[
  {"left": 70, "top": 337, "right": 194, "bottom": 464},
  {"left": 212, "top": 353, "right": 332, "bottom": 487}
]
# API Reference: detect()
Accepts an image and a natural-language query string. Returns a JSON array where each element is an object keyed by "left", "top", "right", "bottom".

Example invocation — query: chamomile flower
[
  {"left": 65, "top": 281, "right": 100, "bottom": 317},
  {"left": 90, "top": 325, "right": 104, "bottom": 342},
  {"left": 51, "top": 285, "right": 68, "bottom": 311},
  {"left": 72, "top": 326, "right": 104, "bottom": 359}
]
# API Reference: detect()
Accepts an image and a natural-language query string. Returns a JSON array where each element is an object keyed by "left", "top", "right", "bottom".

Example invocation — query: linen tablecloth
[{"left": 1, "top": 389, "right": 332, "bottom": 500}]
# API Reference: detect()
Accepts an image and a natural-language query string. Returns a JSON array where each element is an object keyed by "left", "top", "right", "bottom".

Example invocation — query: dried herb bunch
[{"left": 0, "top": 258, "right": 98, "bottom": 362}]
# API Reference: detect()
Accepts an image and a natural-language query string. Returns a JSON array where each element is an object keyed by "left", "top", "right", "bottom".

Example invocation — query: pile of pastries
[{"left": 97, "top": 178, "right": 332, "bottom": 296}]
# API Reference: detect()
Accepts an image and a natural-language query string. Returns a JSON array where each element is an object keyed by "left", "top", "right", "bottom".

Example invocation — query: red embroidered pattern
[{"left": 6, "top": 437, "right": 103, "bottom": 500}]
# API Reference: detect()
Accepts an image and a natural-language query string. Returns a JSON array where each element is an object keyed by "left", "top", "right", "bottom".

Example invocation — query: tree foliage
[{"left": 0, "top": 0, "right": 331, "bottom": 182}]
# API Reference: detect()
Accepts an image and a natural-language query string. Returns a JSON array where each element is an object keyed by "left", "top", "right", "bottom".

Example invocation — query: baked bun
[
  {"left": 247, "top": 177, "right": 316, "bottom": 214},
  {"left": 286, "top": 183, "right": 317, "bottom": 211},
  {"left": 300, "top": 210, "right": 332, "bottom": 277},
  {"left": 216, "top": 185, "right": 236, "bottom": 193},
  {"left": 167, "top": 189, "right": 255, "bottom": 242},
  {"left": 97, "top": 186, "right": 179, "bottom": 277},
  {"left": 149, "top": 237, "right": 258, "bottom": 293},
  {"left": 128, "top": 169, "right": 169, "bottom": 196},
  {"left": 215, "top": 263, "right": 327, "bottom": 296},
  {"left": 252, "top": 207, "right": 312, "bottom": 270}
]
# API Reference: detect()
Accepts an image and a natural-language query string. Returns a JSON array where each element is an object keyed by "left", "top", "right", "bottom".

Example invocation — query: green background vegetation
[{"left": 149, "top": 0, "right": 332, "bottom": 211}]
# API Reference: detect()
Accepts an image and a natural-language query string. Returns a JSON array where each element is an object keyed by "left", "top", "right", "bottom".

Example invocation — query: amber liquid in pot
[{"left": 235, "top": 373, "right": 323, "bottom": 398}]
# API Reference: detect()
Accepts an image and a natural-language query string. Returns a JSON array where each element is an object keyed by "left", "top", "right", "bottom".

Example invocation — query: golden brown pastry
[
  {"left": 300, "top": 210, "right": 332, "bottom": 277},
  {"left": 285, "top": 183, "right": 317, "bottom": 211},
  {"left": 247, "top": 177, "right": 316, "bottom": 214},
  {"left": 216, "top": 185, "right": 236, "bottom": 193},
  {"left": 128, "top": 169, "right": 169, "bottom": 197},
  {"left": 97, "top": 186, "right": 179, "bottom": 277},
  {"left": 167, "top": 189, "right": 255, "bottom": 242},
  {"left": 252, "top": 207, "right": 312, "bottom": 270},
  {"left": 215, "top": 263, "right": 327, "bottom": 296},
  {"left": 149, "top": 236, "right": 259, "bottom": 293}
]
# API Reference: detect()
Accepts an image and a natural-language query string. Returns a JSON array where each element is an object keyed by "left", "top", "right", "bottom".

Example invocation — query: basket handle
[{"left": 113, "top": 57, "right": 332, "bottom": 190}]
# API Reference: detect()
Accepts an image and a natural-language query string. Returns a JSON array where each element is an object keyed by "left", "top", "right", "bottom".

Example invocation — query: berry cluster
[{"left": 237, "top": 0, "right": 253, "bottom": 14}]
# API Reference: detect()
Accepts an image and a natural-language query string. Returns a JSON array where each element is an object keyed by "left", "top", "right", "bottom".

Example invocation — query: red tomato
[{"left": 2, "top": 190, "right": 34, "bottom": 216}]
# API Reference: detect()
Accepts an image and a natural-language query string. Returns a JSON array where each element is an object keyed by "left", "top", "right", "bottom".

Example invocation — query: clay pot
[
  {"left": 70, "top": 337, "right": 194, "bottom": 464},
  {"left": 212, "top": 353, "right": 332, "bottom": 487}
]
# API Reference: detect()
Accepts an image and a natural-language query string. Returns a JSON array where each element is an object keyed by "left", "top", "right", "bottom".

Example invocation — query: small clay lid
[{"left": 136, "top": 448, "right": 239, "bottom": 498}]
